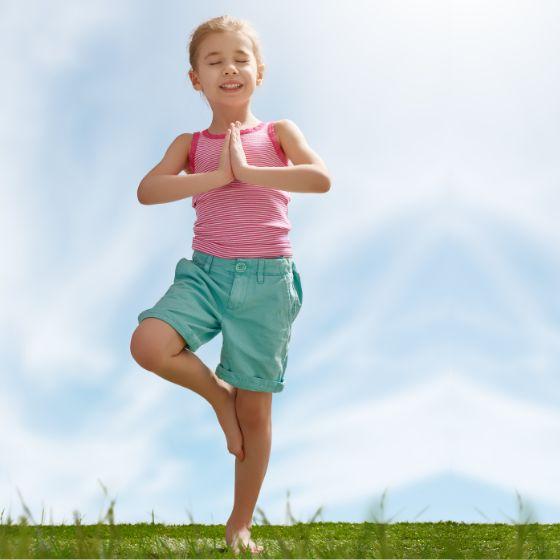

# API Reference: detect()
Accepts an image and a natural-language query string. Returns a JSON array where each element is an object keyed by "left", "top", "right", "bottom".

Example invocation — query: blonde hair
[{"left": 187, "top": 15, "right": 264, "bottom": 74}]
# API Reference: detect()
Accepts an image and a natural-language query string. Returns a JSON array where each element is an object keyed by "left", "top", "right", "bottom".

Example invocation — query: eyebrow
[{"left": 204, "top": 49, "right": 251, "bottom": 59}]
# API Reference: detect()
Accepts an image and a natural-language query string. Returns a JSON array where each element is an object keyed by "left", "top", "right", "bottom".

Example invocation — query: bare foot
[
  {"left": 226, "top": 521, "right": 264, "bottom": 555},
  {"left": 213, "top": 379, "right": 244, "bottom": 461}
]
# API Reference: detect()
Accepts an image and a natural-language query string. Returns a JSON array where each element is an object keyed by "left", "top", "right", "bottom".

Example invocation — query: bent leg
[
  {"left": 130, "top": 318, "right": 244, "bottom": 460},
  {"left": 130, "top": 317, "right": 225, "bottom": 408}
]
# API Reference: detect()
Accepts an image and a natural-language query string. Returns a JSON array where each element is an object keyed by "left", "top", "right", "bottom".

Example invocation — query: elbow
[
  {"left": 137, "top": 181, "right": 148, "bottom": 205},
  {"left": 312, "top": 163, "right": 331, "bottom": 192},
  {"left": 317, "top": 172, "right": 331, "bottom": 193}
]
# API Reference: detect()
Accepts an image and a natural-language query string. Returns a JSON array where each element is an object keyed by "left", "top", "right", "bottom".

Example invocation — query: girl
[{"left": 130, "top": 15, "right": 331, "bottom": 555}]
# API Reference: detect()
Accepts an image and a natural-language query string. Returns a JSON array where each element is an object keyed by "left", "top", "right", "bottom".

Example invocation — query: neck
[{"left": 207, "top": 103, "right": 260, "bottom": 133}]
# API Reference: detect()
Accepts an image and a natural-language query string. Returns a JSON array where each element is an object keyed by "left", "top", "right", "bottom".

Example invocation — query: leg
[
  {"left": 225, "top": 388, "right": 272, "bottom": 554},
  {"left": 130, "top": 318, "right": 244, "bottom": 459}
]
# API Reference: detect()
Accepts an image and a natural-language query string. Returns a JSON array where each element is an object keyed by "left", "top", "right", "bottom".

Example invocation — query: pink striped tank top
[{"left": 187, "top": 120, "right": 293, "bottom": 258}]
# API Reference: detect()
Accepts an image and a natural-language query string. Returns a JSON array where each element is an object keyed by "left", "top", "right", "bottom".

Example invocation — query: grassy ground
[
  {"left": 2, "top": 520, "right": 560, "bottom": 558},
  {"left": 1, "top": 486, "right": 559, "bottom": 558}
]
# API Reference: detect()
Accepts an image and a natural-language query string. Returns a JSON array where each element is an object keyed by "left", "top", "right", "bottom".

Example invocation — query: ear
[
  {"left": 188, "top": 68, "right": 200, "bottom": 89},
  {"left": 257, "top": 63, "right": 265, "bottom": 85}
]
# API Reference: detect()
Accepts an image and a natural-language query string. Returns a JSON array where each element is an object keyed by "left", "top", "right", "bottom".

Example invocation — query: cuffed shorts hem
[
  {"left": 215, "top": 363, "right": 285, "bottom": 393},
  {"left": 137, "top": 309, "right": 203, "bottom": 353}
]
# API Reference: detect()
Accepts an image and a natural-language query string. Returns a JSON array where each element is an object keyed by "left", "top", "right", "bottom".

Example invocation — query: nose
[{"left": 224, "top": 62, "right": 239, "bottom": 74}]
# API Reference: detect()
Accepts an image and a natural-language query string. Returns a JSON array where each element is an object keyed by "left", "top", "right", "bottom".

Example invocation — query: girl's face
[{"left": 190, "top": 31, "right": 263, "bottom": 105}]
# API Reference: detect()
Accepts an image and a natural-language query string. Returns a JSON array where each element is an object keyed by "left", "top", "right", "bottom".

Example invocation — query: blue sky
[{"left": 1, "top": 0, "right": 560, "bottom": 525}]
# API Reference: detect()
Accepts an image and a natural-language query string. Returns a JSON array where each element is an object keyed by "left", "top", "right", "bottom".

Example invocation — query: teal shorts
[{"left": 137, "top": 250, "right": 303, "bottom": 393}]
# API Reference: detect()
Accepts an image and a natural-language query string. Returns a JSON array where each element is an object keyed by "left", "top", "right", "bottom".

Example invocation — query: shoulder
[
  {"left": 169, "top": 132, "right": 193, "bottom": 145},
  {"left": 272, "top": 119, "right": 304, "bottom": 148},
  {"left": 271, "top": 119, "right": 312, "bottom": 165},
  {"left": 174, "top": 132, "right": 193, "bottom": 149},
  {"left": 166, "top": 132, "right": 193, "bottom": 155},
  {"left": 270, "top": 120, "right": 329, "bottom": 176}
]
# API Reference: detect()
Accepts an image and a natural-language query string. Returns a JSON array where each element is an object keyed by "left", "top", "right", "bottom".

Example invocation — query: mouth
[{"left": 220, "top": 83, "right": 243, "bottom": 92}]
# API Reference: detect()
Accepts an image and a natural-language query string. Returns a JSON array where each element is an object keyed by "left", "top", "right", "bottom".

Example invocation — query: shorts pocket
[
  {"left": 292, "top": 264, "right": 303, "bottom": 306},
  {"left": 279, "top": 273, "right": 295, "bottom": 323},
  {"left": 282, "top": 268, "right": 302, "bottom": 323},
  {"left": 290, "top": 264, "right": 303, "bottom": 321},
  {"left": 174, "top": 257, "right": 194, "bottom": 280}
]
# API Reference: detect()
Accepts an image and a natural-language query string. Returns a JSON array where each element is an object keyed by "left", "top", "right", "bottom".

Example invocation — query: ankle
[{"left": 226, "top": 514, "right": 252, "bottom": 531}]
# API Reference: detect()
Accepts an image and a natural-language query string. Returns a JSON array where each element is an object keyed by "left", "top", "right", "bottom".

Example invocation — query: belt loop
[
  {"left": 257, "top": 258, "right": 264, "bottom": 284},
  {"left": 203, "top": 254, "right": 213, "bottom": 274}
]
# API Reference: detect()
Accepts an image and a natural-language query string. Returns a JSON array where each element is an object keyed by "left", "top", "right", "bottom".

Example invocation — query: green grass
[{"left": 1, "top": 483, "right": 559, "bottom": 558}]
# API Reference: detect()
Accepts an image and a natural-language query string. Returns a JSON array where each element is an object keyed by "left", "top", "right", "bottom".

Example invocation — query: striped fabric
[{"left": 187, "top": 121, "right": 293, "bottom": 258}]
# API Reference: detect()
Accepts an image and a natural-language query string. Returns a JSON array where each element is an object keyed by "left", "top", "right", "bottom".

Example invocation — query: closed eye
[{"left": 209, "top": 60, "right": 249, "bottom": 65}]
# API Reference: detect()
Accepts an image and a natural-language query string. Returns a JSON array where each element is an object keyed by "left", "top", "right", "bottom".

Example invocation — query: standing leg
[{"left": 225, "top": 388, "right": 272, "bottom": 554}]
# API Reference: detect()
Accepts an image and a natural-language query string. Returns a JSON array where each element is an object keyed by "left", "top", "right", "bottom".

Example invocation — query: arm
[
  {"left": 237, "top": 120, "right": 332, "bottom": 193},
  {"left": 137, "top": 133, "right": 228, "bottom": 205}
]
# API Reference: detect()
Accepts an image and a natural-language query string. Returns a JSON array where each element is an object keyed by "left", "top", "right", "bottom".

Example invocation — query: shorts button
[{"left": 235, "top": 262, "right": 246, "bottom": 272}]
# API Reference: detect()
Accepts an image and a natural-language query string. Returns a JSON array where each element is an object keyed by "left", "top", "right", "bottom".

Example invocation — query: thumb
[{"left": 223, "top": 128, "right": 231, "bottom": 148}]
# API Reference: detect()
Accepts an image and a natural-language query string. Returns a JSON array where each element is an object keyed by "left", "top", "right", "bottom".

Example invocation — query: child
[{"left": 130, "top": 15, "right": 331, "bottom": 555}]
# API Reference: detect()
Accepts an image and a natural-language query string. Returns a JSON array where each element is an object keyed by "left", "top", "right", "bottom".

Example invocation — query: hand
[
  {"left": 229, "top": 121, "right": 250, "bottom": 180},
  {"left": 217, "top": 126, "right": 235, "bottom": 185}
]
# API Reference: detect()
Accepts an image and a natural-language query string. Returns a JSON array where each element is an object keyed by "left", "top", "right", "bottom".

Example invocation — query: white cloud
[
  {"left": 267, "top": 371, "right": 560, "bottom": 516},
  {"left": 0, "top": 367, "right": 207, "bottom": 524}
]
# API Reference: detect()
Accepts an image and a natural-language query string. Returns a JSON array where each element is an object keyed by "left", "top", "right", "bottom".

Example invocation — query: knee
[
  {"left": 235, "top": 394, "right": 272, "bottom": 430},
  {"left": 130, "top": 326, "right": 166, "bottom": 372}
]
